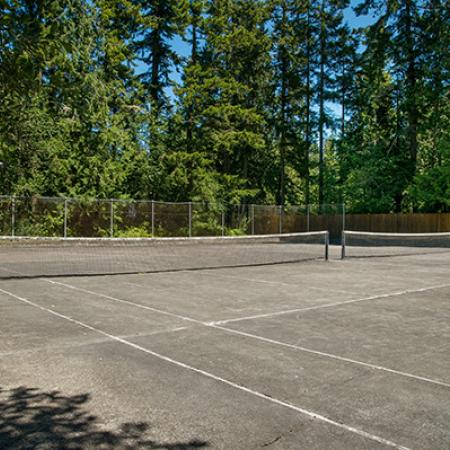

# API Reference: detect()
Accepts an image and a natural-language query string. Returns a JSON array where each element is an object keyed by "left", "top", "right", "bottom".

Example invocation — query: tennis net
[
  {"left": 0, "top": 231, "right": 329, "bottom": 279},
  {"left": 341, "top": 230, "right": 450, "bottom": 258}
]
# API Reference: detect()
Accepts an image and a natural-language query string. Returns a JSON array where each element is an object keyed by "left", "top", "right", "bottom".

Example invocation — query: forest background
[{"left": 0, "top": 0, "right": 448, "bottom": 213}]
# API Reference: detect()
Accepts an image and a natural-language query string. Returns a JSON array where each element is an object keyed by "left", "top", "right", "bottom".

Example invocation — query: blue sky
[
  {"left": 168, "top": 0, "right": 377, "bottom": 60},
  {"left": 136, "top": 1, "right": 378, "bottom": 101}
]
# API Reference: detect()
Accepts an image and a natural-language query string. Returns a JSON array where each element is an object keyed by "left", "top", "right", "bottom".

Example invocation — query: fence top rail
[
  {"left": 0, "top": 231, "right": 329, "bottom": 243},
  {"left": 0, "top": 195, "right": 333, "bottom": 210}
]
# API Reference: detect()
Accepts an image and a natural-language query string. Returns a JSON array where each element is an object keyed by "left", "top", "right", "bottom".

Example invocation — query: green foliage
[
  {"left": 0, "top": 0, "right": 448, "bottom": 213},
  {"left": 114, "top": 226, "right": 153, "bottom": 238}
]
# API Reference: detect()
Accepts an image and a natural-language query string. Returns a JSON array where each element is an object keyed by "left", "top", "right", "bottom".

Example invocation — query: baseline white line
[
  {"left": 0, "top": 286, "right": 410, "bottom": 450},
  {"left": 211, "top": 325, "right": 450, "bottom": 389},
  {"left": 212, "top": 282, "right": 450, "bottom": 325},
  {"left": 42, "top": 278, "right": 450, "bottom": 388}
]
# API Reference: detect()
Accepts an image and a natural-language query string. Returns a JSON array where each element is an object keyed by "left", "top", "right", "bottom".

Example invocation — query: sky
[
  {"left": 136, "top": 1, "right": 378, "bottom": 103},
  {"left": 168, "top": 0, "right": 377, "bottom": 60}
]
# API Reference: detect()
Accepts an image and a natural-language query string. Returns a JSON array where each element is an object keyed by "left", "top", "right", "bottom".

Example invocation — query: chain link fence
[{"left": 0, "top": 196, "right": 345, "bottom": 239}]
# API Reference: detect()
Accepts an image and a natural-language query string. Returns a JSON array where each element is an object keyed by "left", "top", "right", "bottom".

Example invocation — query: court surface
[{"left": 1, "top": 247, "right": 449, "bottom": 449}]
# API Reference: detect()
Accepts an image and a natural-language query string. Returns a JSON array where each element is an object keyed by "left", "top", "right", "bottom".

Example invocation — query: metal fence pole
[
  {"left": 63, "top": 199, "right": 68, "bottom": 238},
  {"left": 188, "top": 202, "right": 192, "bottom": 237},
  {"left": 221, "top": 210, "right": 225, "bottom": 237},
  {"left": 11, "top": 195, "right": 15, "bottom": 237},
  {"left": 342, "top": 203, "right": 346, "bottom": 234},
  {"left": 110, "top": 200, "right": 114, "bottom": 238},
  {"left": 279, "top": 205, "right": 283, "bottom": 234},
  {"left": 251, "top": 204, "right": 255, "bottom": 235},
  {"left": 151, "top": 200, "right": 155, "bottom": 237},
  {"left": 306, "top": 204, "right": 310, "bottom": 232}
]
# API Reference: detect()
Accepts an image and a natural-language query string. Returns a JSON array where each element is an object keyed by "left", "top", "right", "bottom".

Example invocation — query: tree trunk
[
  {"left": 318, "top": 0, "right": 326, "bottom": 207},
  {"left": 278, "top": 3, "right": 288, "bottom": 206},
  {"left": 404, "top": 0, "right": 418, "bottom": 169},
  {"left": 304, "top": 2, "right": 312, "bottom": 206}
]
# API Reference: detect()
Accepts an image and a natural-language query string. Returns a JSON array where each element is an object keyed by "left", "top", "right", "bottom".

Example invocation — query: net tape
[{"left": 341, "top": 230, "right": 450, "bottom": 259}]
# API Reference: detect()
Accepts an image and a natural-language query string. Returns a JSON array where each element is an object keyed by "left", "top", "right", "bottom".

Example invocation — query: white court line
[
  {"left": 0, "top": 286, "right": 410, "bottom": 450},
  {"left": 212, "top": 325, "right": 450, "bottom": 389},
  {"left": 45, "top": 279, "right": 204, "bottom": 325},
  {"left": 41, "top": 278, "right": 450, "bottom": 388},
  {"left": 0, "top": 326, "right": 188, "bottom": 358},
  {"left": 189, "top": 270, "right": 358, "bottom": 296},
  {"left": 212, "top": 282, "right": 450, "bottom": 325}
]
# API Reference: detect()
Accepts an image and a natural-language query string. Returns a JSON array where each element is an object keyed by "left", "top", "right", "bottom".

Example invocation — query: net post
[
  {"left": 279, "top": 205, "right": 283, "bottom": 234},
  {"left": 341, "top": 231, "right": 346, "bottom": 259},
  {"left": 306, "top": 204, "right": 310, "bottom": 232},
  {"left": 63, "top": 198, "right": 68, "bottom": 238},
  {"left": 11, "top": 195, "right": 15, "bottom": 237},
  {"left": 109, "top": 200, "right": 114, "bottom": 238},
  {"left": 325, "top": 231, "right": 330, "bottom": 261},
  {"left": 151, "top": 200, "right": 155, "bottom": 237},
  {"left": 251, "top": 204, "right": 255, "bottom": 235}
]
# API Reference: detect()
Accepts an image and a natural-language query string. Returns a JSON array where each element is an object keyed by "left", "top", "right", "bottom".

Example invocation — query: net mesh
[
  {"left": 342, "top": 231, "right": 450, "bottom": 258},
  {"left": 0, "top": 231, "right": 329, "bottom": 279}
]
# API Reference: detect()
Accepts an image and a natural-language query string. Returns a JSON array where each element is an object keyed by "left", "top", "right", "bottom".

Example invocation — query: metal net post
[{"left": 341, "top": 231, "right": 346, "bottom": 259}]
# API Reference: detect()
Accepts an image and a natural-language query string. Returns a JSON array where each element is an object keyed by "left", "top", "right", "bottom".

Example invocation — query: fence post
[
  {"left": 250, "top": 204, "right": 255, "bottom": 235},
  {"left": 11, "top": 195, "right": 15, "bottom": 237},
  {"left": 221, "top": 210, "right": 225, "bottom": 237},
  {"left": 110, "top": 200, "right": 114, "bottom": 238},
  {"left": 306, "top": 204, "right": 310, "bottom": 232},
  {"left": 188, "top": 202, "right": 192, "bottom": 237},
  {"left": 342, "top": 203, "right": 346, "bottom": 234},
  {"left": 63, "top": 199, "right": 68, "bottom": 238},
  {"left": 151, "top": 200, "right": 155, "bottom": 237},
  {"left": 279, "top": 205, "right": 283, "bottom": 234}
]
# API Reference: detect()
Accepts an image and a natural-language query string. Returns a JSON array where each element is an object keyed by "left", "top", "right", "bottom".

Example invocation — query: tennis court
[{"left": 1, "top": 233, "right": 449, "bottom": 449}]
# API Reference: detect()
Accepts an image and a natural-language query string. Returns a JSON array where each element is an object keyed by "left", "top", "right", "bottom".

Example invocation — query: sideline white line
[
  {"left": 212, "top": 325, "right": 450, "bottom": 389},
  {"left": 212, "top": 283, "right": 450, "bottom": 325},
  {"left": 0, "top": 286, "right": 410, "bottom": 450},
  {"left": 39, "top": 278, "right": 450, "bottom": 388}
]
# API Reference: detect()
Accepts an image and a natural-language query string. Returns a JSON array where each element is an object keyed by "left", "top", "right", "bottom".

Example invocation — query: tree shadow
[{"left": 0, "top": 386, "right": 209, "bottom": 449}]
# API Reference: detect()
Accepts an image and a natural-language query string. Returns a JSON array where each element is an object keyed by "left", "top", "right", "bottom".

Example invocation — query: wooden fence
[
  {"left": 252, "top": 211, "right": 450, "bottom": 241},
  {"left": 344, "top": 213, "right": 450, "bottom": 234}
]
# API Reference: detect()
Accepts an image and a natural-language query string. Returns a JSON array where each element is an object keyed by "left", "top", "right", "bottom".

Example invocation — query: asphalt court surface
[{"left": 1, "top": 248, "right": 449, "bottom": 449}]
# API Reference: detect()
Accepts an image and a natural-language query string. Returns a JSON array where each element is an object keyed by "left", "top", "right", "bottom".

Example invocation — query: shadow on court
[{"left": 0, "top": 386, "right": 209, "bottom": 450}]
